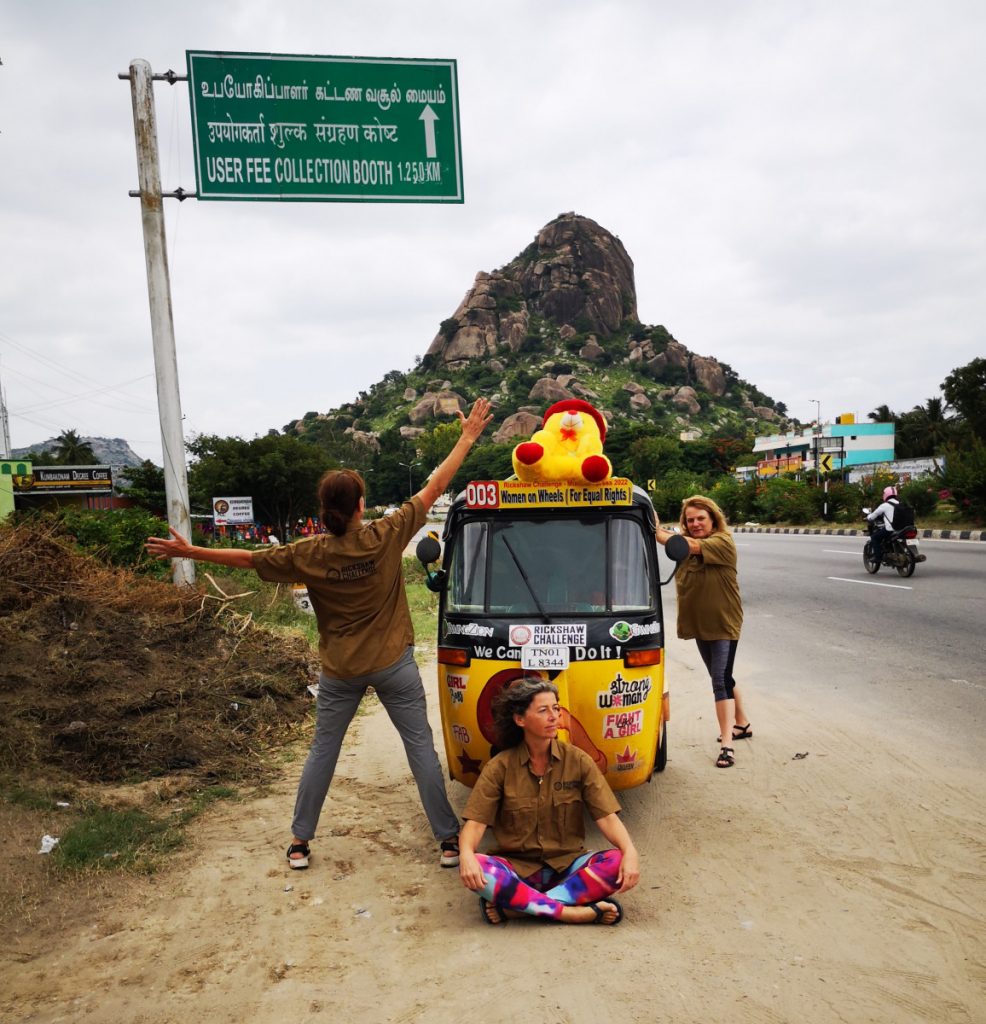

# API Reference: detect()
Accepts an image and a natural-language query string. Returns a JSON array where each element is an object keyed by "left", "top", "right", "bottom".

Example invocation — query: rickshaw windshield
[{"left": 447, "top": 514, "right": 655, "bottom": 616}]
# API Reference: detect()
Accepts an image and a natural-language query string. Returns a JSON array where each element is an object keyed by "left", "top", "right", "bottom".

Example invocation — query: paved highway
[{"left": 660, "top": 532, "right": 986, "bottom": 765}]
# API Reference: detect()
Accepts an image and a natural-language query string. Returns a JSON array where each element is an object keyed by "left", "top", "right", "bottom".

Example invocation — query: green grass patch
[
  {"left": 53, "top": 804, "right": 179, "bottom": 872},
  {"left": 0, "top": 780, "right": 72, "bottom": 812},
  {"left": 51, "top": 784, "right": 241, "bottom": 874},
  {"left": 407, "top": 577, "right": 440, "bottom": 651}
]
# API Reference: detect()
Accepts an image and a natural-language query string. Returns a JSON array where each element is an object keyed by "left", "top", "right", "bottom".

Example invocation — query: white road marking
[
  {"left": 827, "top": 576, "right": 912, "bottom": 590},
  {"left": 824, "top": 549, "right": 861, "bottom": 555}
]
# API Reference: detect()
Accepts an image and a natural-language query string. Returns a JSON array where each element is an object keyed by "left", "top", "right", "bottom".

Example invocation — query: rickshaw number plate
[{"left": 522, "top": 645, "right": 570, "bottom": 670}]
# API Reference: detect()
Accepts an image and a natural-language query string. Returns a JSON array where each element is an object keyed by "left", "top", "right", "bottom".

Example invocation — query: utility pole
[
  {"left": 125, "top": 59, "right": 194, "bottom": 586},
  {"left": 810, "top": 398, "right": 822, "bottom": 487},
  {"left": 0, "top": 370, "right": 11, "bottom": 459}
]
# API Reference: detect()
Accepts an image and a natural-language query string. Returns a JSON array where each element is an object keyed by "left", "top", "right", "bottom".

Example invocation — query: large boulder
[
  {"left": 692, "top": 355, "right": 727, "bottom": 396},
  {"left": 498, "top": 310, "right": 529, "bottom": 351},
  {"left": 580, "top": 338, "right": 605, "bottom": 362},
  {"left": 493, "top": 411, "right": 542, "bottom": 444},
  {"left": 408, "top": 390, "right": 467, "bottom": 425},
  {"left": 344, "top": 429, "right": 381, "bottom": 452},
  {"left": 664, "top": 341, "right": 690, "bottom": 369},
  {"left": 672, "top": 387, "right": 701, "bottom": 416},
  {"left": 528, "top": 377, "right": 574, "bottom": 404},
  {"left": 444, "top": 325, "right": 497, "bottom": 361}
]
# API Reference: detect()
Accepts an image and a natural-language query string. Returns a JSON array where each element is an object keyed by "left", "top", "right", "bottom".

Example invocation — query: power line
[
  {"left": 10, "top": 368, "right": 155, "bottom": 415},
  {"left": 0, "top": 328, "right": 152, "bottom": 407}
]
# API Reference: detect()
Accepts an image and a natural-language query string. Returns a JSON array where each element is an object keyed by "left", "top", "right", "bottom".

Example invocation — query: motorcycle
[{"left": 861, "top": 509, "right": 926, "bottom": 578}]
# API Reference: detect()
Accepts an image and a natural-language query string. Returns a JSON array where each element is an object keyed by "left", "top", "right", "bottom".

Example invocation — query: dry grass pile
[{"left": 0, "top": 522, "right": 318, "bottom": 787}]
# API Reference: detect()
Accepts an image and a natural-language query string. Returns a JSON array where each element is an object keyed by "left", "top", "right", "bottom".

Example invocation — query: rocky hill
[
  {"left": 12, "top": 436, "right": 146, "bottom": 469},
  {"left": 286, "top": 213, "right": 793, "bottom": 450}
]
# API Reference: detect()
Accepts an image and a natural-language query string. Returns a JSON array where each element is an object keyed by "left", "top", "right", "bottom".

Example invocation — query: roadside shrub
[
  {"left": 941, "top": 440, "right": 986, "bottom": 521},
  {"left": 52, "top": 507, "right": 171, "bottom": 573},
  {"left": 650, "top": 470, "right": 707, "bottom": 522},
  {"left": 710, "top": 478, "right": 759, "bottom": 524},
  {"left": 823, "top": 481, "right": 869, "bottom": 523},
  {"left": 898, "top": 478, "right": 940, "bottom": 518},
  {"left": 753, "top": 478, "right": 821, "bottom": 524}
]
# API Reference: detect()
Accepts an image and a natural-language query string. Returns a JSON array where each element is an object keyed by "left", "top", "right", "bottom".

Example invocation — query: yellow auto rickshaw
[{"left": 417, "top": 476, "right": 688, "bottom": 791}]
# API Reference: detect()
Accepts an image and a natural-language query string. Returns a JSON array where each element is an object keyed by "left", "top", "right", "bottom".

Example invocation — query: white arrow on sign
[{"left": 419, "top": 104, "right": 439, "bottom": 159}]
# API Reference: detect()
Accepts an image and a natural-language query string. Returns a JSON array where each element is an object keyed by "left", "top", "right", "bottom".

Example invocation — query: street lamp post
[
  {"left": 398, "top": 460, "right": 420, "bottom": 498},
  {"left": 810, "top": 399, "right": 826, "bottom": 500}
]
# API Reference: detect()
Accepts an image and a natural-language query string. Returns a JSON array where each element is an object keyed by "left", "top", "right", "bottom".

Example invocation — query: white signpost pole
[{"left": 127, "top": 59, "right": 195, "bottom": 586}]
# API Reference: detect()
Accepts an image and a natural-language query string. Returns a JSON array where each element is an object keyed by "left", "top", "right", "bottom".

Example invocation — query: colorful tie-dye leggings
[{"left": 475, "top": 849, "right": 622, "bottom": 920}]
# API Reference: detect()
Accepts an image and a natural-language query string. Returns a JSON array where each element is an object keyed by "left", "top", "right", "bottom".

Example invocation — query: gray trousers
[{"left": 291, "top": 646, "right": 459, "bottom": 843}]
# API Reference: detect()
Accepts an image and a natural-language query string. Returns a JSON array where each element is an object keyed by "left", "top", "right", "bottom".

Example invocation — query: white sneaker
[{"left": 439, "top": 839, "right": 459, "bottom": 868}]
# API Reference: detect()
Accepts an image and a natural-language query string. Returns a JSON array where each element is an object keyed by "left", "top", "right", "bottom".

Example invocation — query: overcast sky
[{"left": 2, "top": 1, "right": 984, "bottom": 463}]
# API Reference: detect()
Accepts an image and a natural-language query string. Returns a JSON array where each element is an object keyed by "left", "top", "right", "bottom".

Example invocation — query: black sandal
[
  {"left": 479, "top": 897, "right": 507, "bottom": 925},
  {"left": 716, "top": 746, "right": 735, "bottom": 768},
  {"left": 588, "top": 898, "right": 623, "bottom": 925},
  {"left": 717, "top": 722, "right": 753, "bottom": 742},
  {"left": 286, "top": 841, "right": 310, "bottom": 869}
]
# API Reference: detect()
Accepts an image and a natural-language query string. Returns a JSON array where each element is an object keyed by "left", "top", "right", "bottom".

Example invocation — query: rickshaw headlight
[
  {"left": 624, "top": 648, "right": 662, "bottom": 668},
  {"left": 438, "top": 646, "right": 472, "bottom": 667}
]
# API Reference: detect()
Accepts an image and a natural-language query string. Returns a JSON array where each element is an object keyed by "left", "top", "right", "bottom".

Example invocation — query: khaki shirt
[
  {"left": 675, "top": 530, "right": 743, "bottom": 641},
  {"left": 251, "top": 498, "right": 426, "bottom": 678},
  {"left": 463, "top": 739, "right": 621, "bottom": 878}
]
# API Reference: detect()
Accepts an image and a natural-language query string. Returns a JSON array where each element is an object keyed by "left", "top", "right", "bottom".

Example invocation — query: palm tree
[
  {"left": 867, "top": 404, "right": 896, "bottom": 424},
  {"left": 899, "top": 398, "right": 954, "bottom": 456},
  {"left": 53, "top": 429, "right": 97, "bottom": 465}
]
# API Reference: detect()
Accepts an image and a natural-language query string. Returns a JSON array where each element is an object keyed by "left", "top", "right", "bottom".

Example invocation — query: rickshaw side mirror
[
  {"left": 658, "top": 533, "right": 690, "bottom": 586},
  {"left": 416, "top": 536, "right": 447, "bottom": 593},
  {"left": 416, "top": 536, "right": 441, "bottom": 565},
  {"left": 665, "top": 534, "right": 690, "bottom": 562}
]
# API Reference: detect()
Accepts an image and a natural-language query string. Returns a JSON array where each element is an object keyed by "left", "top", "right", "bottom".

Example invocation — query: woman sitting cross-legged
[{"left": 457, "top": 677, "right": 640, "bottom": 925}]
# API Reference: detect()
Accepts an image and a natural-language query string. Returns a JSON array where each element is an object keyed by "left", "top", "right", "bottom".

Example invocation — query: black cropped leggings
[{"left": 695, "top": 638, "right": 739, "bottom": 702}]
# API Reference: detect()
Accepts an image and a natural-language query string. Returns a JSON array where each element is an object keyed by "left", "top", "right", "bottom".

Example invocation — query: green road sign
[{"left": 186, "top": 50, "right": 462, "bottom": 202}]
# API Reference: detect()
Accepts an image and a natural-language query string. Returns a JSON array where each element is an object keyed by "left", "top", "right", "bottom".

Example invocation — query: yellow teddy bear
[{"left": 512, "top": 399, "right": 613, "bottom": 484}]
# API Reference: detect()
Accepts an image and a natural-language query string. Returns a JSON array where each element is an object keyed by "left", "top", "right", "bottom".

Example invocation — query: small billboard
[
  {"left": 212, "top": 496, "right": 254, "bottom": 526},
  {"left": 14, "top": 466, "right": 113, "bottom": 495}
]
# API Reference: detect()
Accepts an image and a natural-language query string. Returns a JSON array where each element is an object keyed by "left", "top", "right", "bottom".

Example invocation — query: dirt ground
[
  {"left": 0, "top": 524, "right": 316, "bottom": 788},
  {"left": 3, "top": 632, "right": 985, "bottom": 1024}
]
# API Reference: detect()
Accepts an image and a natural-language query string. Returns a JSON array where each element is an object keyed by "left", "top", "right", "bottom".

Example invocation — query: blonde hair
[{"left": 678, "top": 494, "right": 730, "bottom": 536}]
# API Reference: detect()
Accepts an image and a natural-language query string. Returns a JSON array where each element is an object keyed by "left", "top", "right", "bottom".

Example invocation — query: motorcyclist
[{"left": 866, "top": 486, "right": 900, "bottom": 566}]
